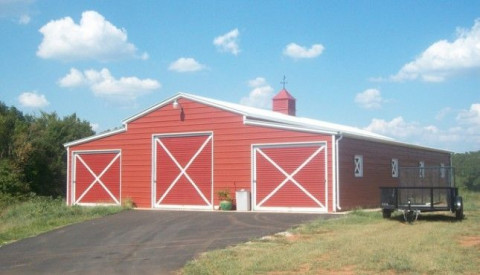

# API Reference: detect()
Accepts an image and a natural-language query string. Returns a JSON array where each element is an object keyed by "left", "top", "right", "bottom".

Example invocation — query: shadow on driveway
[{"left": 0, "top": 210, "right": 336, "bottom": 274}]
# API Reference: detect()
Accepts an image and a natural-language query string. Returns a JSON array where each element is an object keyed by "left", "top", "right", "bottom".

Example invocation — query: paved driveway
[{"left": 0, "top": 210, "right": 335, "bottom": 274}]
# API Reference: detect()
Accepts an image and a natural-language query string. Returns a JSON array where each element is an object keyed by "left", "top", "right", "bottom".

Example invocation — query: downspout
[
  {"left": 336, "top": 133, "right": 344, "bottom": 211},
  {"left": 66, "top": 146, "right": 70, "bottom": 206},
  {"left": 332, "top": 135, "right": 336, "bottom": 212}
]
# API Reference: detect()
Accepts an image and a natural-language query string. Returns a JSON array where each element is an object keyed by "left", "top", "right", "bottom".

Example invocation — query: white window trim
[
  {"left": 392, "top": 158, "right": 399, "bottom": 178},
  {"left": 354, "top": 155, "right": 363, "bottom": 178},
  {"left": 419, "top": 161, "right": 425, "bottom": 178}
]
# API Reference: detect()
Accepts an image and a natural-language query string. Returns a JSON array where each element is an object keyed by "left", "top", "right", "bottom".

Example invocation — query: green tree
[
  {"left": 1, "top": 100, "right": 94, "bottom": 198},
  {"left": 0, "top": 103, "right": 31, "bottom": 196},
  {"left": 453, "top": 151, "right": 480, "bottom": 191},
  {"left": 0, "top": 103, "right": 29, "bottom": 159},
  {"left": 24, "top": 112, "right": 94, "bottom": 196}
]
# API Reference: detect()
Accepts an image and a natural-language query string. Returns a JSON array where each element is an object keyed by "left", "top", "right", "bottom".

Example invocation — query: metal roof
[{"left": 65, "top": 92, "right": 451, "bottom": 153}]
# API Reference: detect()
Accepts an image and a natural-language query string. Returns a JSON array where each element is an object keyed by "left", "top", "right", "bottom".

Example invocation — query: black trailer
[{"left": 380, "top": 166, "right": 463, "bottom": 222}]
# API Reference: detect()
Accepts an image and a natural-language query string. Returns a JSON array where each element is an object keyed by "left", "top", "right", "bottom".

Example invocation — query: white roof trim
[
  {"left": 169, "top": 93, "right": 394, "bottom": 141},
  {"left": 64, "top": 127, "right": 126, "bottom": 147},
  {"left": 64, "top": 92, "right": 451, "bottom": 153},
  {"left": 244, "top": 118, "right": 338, "bottom": 135},
  {"left": 123, "top": 93, "right": 182, "bottom": 124}
]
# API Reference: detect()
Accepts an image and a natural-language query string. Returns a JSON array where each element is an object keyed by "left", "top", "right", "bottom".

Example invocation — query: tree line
[
  {"left": 452, "top": 151, "right": 480, "bottom": 191},
  {"left": 0, "top": 101, "right": 93, "bottom": 198},
  {"left": 0, "top": 100, "right": 479, "bottom": 200}
]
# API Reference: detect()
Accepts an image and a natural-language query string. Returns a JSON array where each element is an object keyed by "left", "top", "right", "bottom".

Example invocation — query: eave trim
[{"left": 63, "top": 127, "right": 126, "bottom": 148}]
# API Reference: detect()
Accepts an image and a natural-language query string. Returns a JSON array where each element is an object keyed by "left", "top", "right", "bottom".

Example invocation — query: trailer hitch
[{"left": 402, "top": 199, "right": 420, "bottom": 223}]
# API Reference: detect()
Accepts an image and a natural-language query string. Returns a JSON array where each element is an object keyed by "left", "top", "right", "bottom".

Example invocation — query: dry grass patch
[
  {"left": 459, "top": 236, "right": 480, "bottom": 247},
  {"left": 182, "top": 191, "right": 480, "bottom": 275}
]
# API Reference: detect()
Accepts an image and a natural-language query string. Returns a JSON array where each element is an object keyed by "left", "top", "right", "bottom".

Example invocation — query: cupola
[{"left": 272, "top": 88, "right": 296, "bottom": 116}]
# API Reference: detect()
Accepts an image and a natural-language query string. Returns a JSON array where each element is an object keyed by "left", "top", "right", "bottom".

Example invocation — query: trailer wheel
[
  {"left": 455, "top": 196, "right": 464, "bottom": 220},
  {"left": 382, "top": 209, "right": 392, "bottom": 218}
]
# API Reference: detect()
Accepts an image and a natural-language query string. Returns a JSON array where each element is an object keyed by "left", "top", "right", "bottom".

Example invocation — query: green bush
[{"left": 0, "top": 160, "right": 29, "bottom": 196}]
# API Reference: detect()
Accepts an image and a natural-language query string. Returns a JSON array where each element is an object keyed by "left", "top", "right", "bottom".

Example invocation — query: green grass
[
  {"left": 0, "top": 196, "right": 125, "bottom": 246},
  {"left": 182, "top": 191, "right": 480, "bottom": 274}
]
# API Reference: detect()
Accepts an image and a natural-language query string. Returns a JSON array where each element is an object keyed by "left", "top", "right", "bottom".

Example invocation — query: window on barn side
[
  {"left": 392, "top": 159, "right": 399, "bottom": 178},
  {"left": 419, "top": 161, "right": 425, "bottom": 178},
  {"left": 440, "top": 163, "right": 445, "bottom": 178},
  {"left": 354, "top": 155, "right": 363, "bottom": 177}
]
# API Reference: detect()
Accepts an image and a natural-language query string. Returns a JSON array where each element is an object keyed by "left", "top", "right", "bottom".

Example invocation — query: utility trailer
[{"left": 380, "top": 166, "right": 463, "bottom": 222}]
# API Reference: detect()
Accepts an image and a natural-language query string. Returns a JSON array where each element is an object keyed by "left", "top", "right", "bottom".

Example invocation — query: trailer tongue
[{"left": 380, "top": 166, "right": 463, "bottom": 223}]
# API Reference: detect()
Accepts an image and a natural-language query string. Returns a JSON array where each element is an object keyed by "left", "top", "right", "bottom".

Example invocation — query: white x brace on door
[
  {"left": 153, "top": 132, "right": 213, "bottom": 209},
  {"left": 72, "top": 150, "right": 121, "bottom": 205},
  {"left": 253, "top": 142, "right": 327, "bottom": 212}
]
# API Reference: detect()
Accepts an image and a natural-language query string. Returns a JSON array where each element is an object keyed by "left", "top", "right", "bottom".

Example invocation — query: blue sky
[{"left": 1, "top": 1, "right": 479, "bottom": 153}]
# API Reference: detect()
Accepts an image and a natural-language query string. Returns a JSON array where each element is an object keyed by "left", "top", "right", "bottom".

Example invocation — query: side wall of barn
[
  {"left": 337, "top": 137, "right": 451, "bottom": 210},
  {"left": 67, "top": 98, "right": 336, "bottom": 210}
]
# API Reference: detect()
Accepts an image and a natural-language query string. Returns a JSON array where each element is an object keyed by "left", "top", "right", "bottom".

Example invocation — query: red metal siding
[
  {"left": 67, "top": 98, "right": 334, "bottom": 210},
  {"left": 337, "top": 137, "right": 451, "bottom": 210}
]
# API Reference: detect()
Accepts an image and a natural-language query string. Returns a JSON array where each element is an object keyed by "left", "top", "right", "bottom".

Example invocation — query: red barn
[{"left": 64, "top": 91, "right": 451, "bottom": 212}]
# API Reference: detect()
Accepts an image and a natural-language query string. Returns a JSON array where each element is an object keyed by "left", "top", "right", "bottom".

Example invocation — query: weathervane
[{"left": 280, "top": 75, "right": 288, "bottom": 89}]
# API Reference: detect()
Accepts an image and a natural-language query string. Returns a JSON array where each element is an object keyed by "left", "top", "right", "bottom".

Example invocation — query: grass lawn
[
  {"left": 182, "top": 191, "right": 480, "bottom": 274},
  {"left": 0, "top": 196, "right": 125, "bottom": 246}
]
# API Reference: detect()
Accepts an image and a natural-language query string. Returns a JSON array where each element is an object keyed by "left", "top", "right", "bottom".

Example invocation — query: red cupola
[{"left": 272, "top": 88, "right": 296, "bottom": 116}]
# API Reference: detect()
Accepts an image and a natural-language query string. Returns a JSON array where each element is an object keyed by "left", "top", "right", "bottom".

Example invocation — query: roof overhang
[
  {"left": 64, "top": 127, "right": 126, "bottom": 148},
  {"left": 64, "top": 92, "right": 453, "bottom": 154}
]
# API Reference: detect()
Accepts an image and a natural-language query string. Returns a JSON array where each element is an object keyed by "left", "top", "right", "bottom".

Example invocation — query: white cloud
[
  {"left": 58, "top": 68, "right": 85, "bottom": 87},
  {"left": 168, "top": 57, "right": 206, "bottom": 72},
  {"left": 283, "top": 43, "right": 324, "bottom": 59},
  {"left": 457, "top": 103, "right": 480, "bottom": 126},
  {"left": 435, "top": 107, "right": 453, "bottom": 120},
  {"left": 90, "top": 122, "right": 100, "bottom": 132},
  {"left": 0, "top": 0, "right": 33, "bottom": 25},
  {"left": 18, "top": 14, "right": 30, "bottom": 24},
  {"left": 140, "top": 52, "right": 149, "bottom": 60},
  {"left": 390, "top": 19, "right": 480, "bottom": 82},
  {"left": 456, "top": 104, "right": 480, "bottom": 148},
  {"left": 364, "top": 116, "right": 421, "bottom": 138},
  {"left": 213, "top": 28, "right": 240, "bottom": 55},
  {"left": 240, "top": 77, "right": 274, "bottom": 109},
  {"left": 37, "top": 10, "right": 147, "bottom": 61},
  {"left": 18, "top": 91, "right": 49, "bottom": 108},
  {"left": 364, "top": 107, "right": 480, "bottom": 152},
  {"left": 248, "top": 77, "right": 268, "bottom": 87},
  {"left": 58, "top": 68, "right": 161, "bottom": 101},
  {"left": 355, "top": 89, "right": 384, "bottom": 109}
]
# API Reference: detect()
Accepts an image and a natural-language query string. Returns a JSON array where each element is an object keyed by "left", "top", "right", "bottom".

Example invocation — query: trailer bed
[
  {"left": 380, "top": 186, "right": 457, "bottom": 212},
  {"left": 380, "top": 166, "right": 463, "bottom": 222}
]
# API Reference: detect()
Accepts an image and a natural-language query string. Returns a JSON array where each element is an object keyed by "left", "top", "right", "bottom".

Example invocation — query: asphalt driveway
[{"left": 0, "top": 210, "right": 335, "bottom": 274}]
